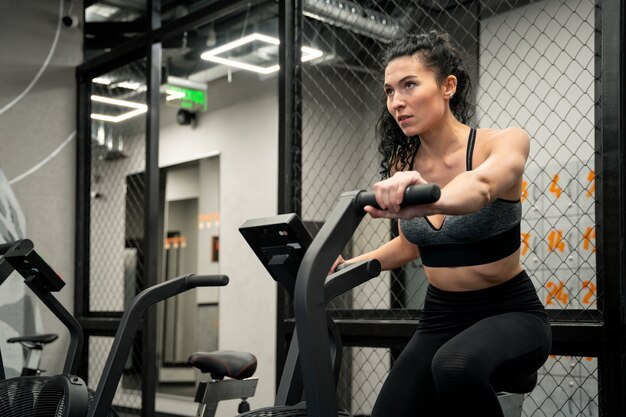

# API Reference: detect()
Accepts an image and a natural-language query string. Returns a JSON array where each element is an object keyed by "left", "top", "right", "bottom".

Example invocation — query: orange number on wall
[
  {"left": 586, "top": 170, "right": 595, "bottom": 198},
  {"left": 582, "top": 226, "right": 596, "bottom": 253},
  {"left": 549, "top": 174, "right": 562, "bottom": 199},
  {"left": 548, "top": 230, "right": 566, "bottom": 252},
  {"left": 521, "top": 232, "right": 531, "bottom": 256},
  {"left": 582, "top": 280, "right": 596, "bottom": 305},
  {"left": 546, "top": 280, "right": 569, "bottom": 305}
]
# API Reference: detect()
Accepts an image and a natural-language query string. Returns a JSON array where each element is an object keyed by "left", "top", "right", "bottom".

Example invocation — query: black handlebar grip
[
  {"left": 357, "top": 183, "right": 441, "bottom": 210},
  {"left": 0, "top": 243, "right": 13, "bottom": 255},
  {"left": 367, "top": 259, "right": 382, "bottom": 277},
  {"left": 187, "top": 274, "right": 229, "bottom": 288},
  {"left": 335, "top": 259, "right": 381, "bottom": 277},
  {"left": 0, "top": 239, "right": 34, "bottom": 256}
]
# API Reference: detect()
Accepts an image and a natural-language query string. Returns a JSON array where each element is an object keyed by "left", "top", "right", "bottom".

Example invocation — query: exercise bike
[
  {"left": 236, "top": 183, "right": 534, "bottom": 417},
  {"left": 0, "top": 239, "right": 233, "bottom": 417},
  {"left": 7, "top": 332, "right": 58, "bottom": 376},
  {"left": 188, "top": 350, "right": 258, "bottom": 417}
]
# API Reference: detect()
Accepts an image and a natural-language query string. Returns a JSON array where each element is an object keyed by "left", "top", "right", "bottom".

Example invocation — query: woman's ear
[{"left": 444, "top": 75, "right": 457, "bottom": 99}]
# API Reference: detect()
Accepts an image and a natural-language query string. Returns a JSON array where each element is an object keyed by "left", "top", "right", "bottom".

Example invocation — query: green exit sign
[{"left": 164, "top": 85, "right": 207, "bottom": 112}]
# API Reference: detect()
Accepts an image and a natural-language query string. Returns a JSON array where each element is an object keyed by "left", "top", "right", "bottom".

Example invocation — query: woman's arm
[
  {"left": 365, "top": 127, "right": 529, "bottom": 219},
  {"left": 435, "top": 127, "right": 529, "bottom": 214},
  {"left": 331, "top": 224, "right": 420, "bottom": 272}
]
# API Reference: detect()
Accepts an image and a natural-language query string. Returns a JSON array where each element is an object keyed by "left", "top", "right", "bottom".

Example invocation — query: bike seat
[
  {"left": 188, "top": 350, "right": 257, "bottom": 380},
  {"left": 7, "top": 333, "right": 58, "bottom": 347}
]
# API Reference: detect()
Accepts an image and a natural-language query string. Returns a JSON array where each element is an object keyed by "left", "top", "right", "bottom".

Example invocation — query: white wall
[
  {"left": 478, "top": 0, "right": 595, "bottom": 301},
  {"left": 159, "top": 71, "right": 278, "bottom": 414},
  {"left": 196, "top": 157, "right": 220, "bottom": 303},
  {"left": 166, "top": 164, "right": 201, "bottom": 201}
]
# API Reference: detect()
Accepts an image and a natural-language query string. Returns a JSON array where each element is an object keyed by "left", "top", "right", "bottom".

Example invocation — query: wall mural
[
  {"left": 0, "top": 166, "right": 42, "bottom": 377},
  {"left": 0, "top": 0, "right": 73, "bottom": 378}
]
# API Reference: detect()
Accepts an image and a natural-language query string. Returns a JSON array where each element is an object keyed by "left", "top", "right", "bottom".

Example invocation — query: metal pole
[
  {"left": 277, "top": 0, "right": 303, "bottom": 394},
  {"left": 596, "top": 0, "right": 625, "bottom": 415}
]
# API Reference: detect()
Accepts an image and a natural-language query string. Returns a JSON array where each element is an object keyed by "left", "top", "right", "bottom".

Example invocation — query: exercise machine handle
[
  {"left": 294, "top": 185, "right": 440, "bottom": 417},
  {"left": 187, "top": 274, "right": 230, "bottom": 288},
  {"left": 325, "top": 260, "right": 380, "bottom": 304},
  {"left": 356, "top": 183, "right": 441, "bottom": 209},
  {"left": 88, "top": 274, "right": 229, "bottom": 417},
  {"left": 0, "top": 239, "right": 33, "bottom": 256}
]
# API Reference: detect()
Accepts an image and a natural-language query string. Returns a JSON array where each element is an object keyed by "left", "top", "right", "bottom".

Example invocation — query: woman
[{"left": 331, "top": 31, "right": 552, "bottom": 417}]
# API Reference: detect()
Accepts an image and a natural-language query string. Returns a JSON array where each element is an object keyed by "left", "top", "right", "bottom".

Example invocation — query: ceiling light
[
  {"left": 115, "top": 81, "right": 144, "bottom": 91},
  {"left": 90, "top": 95, "right": 147, "bottom": 123},
  {"left": 85, "top": 3, "right": 120, "bottom": 20},
  {"left": 165, "top": 89, "right": 186, "bottom": 101},
  {"left": 301, "top": 46, "right": 323, "bottom": 62},
  {"left": 92, "top": 77, "right": 112, "bottom": 85},
  {"left": 200, "top": 33, "right": 323, "bottom": 74}
]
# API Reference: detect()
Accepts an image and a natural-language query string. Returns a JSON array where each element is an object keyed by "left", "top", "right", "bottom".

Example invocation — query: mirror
[{"left": 156, "top": 156, "right": 220, "bottom": 397}]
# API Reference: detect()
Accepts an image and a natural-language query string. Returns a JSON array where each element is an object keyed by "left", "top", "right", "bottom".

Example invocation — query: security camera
[
  {"left": 176, "top": 109, "right": 196, "bottom": 126},
  {"left": 62, "top": 15, "right": 79, "bottom": 28}
]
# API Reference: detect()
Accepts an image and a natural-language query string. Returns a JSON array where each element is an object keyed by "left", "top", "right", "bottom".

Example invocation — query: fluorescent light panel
[
  {"left": 165, "top": 89, "right": 186, "bottom": 101},
  {"left": 91, "top": 95, "right": 147, "bottom": 123},
  {"left": 200, "top": 32, "right": 323, "bottom": 74},
  {"left": 92, "top": 77, "right": 112, "bottom": 85}
]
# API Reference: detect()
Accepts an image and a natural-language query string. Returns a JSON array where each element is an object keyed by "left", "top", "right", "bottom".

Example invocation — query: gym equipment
[
  {"left": 237, "top": 214, "right": 383, "bottom": 416},
  {"left": 234, "top": 184, "right": 441, "bottom": 416},
  {"left": 8, "top": 333, "right": 59, "bottom": 376},
  {"left": 0, "top": 239, "right": 229, "bottom": 417},
  {"left": 239, "top": 183, "right": 533, "bottom": 417},
  {"left": 188, "top": 350, "right": 258, "bottom": 417},
  {"left": 292, "top": 184, "right": 534, "bottom": 417}
]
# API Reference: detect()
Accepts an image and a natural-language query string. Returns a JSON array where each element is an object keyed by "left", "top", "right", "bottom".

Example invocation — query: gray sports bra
[{"left": 400, "top": 128, "right": 522, "bottom": 267}]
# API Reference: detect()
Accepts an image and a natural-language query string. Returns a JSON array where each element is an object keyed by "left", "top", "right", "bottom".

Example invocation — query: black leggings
[{"left": 371, "top": 271, "right": 551, "bottom": 417}]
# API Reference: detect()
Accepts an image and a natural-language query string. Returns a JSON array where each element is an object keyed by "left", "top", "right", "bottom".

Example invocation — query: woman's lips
[{"left": 398, "top": 115, "right": 413, "bottom": 126}]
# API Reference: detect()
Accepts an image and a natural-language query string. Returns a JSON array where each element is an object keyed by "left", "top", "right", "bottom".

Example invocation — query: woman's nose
[
  {"left": 391, "top": 95, "right": 405, "bottom": 110},
  {"left": 390, "top": 95, "right": 406, "bottom": 110}
]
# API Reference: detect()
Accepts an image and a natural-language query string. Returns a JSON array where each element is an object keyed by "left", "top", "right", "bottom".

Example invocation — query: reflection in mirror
[
  {"left": 148, "top": 1, "right": 282, "bottom": 403},
  {"left": 157, "top": 157, "right": 220, "bottom": 397},
  {"left": 93, "top": 59, "right": 148, "bottom": 410}
]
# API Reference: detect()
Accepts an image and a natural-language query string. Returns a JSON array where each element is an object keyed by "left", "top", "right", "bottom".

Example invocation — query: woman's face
[{"left": 384, "top": 55, "right": 448, "bottom": 136}]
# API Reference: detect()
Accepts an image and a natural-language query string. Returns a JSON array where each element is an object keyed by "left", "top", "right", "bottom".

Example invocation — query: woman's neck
[{"left": 418, "top": 117, "right": 469, "bottom": 157}]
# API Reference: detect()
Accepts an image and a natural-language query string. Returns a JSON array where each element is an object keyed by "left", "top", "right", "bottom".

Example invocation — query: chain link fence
[
  {"left": 89, "top": 59, "right": 148, "bottom": 413},
  {"left": 299, "top": 0, "right": 598, "bottom": 415}
]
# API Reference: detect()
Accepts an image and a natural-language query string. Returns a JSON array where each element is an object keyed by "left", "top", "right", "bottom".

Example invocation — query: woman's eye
[
  {"left": 405, "top": 82, "right": 416, "bottom": 90},
  {"left": 384, "top": 89, "right": 394, "bottom": 97}
]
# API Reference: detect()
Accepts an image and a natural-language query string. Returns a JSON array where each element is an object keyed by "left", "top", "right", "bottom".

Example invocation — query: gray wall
[{"left": 0, "top": 0, "right": 82, "bottom": 377}]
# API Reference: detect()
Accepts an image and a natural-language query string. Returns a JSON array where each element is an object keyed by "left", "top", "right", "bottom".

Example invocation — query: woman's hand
[
  {"left": 329, "top": 255, "right": 346, "bottom": 275},
  {"left": 364, "top": 171, "right": 435, "bottom": 219}
]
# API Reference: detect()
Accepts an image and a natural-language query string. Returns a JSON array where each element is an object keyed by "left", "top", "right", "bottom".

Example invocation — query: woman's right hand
[
  {"left": 329, "top": 255, "right": 346, "bottom": 275},
  {"left": 365, "top": 171, "right": 437, "bottom": 219}
]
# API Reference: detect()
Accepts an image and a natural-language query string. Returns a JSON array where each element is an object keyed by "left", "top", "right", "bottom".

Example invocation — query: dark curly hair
[{"left": 376, "top": 31, "right": 474, "bottom": 178}]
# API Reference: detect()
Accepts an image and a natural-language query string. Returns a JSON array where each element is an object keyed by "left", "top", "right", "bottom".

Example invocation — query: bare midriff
[{"left": 424, "top": 248, "right": 524, "bottom": 291}]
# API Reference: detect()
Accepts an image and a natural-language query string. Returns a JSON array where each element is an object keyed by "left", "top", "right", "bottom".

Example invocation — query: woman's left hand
[{"left": 364, "top": 171, "right": 436, "bottom": 219}]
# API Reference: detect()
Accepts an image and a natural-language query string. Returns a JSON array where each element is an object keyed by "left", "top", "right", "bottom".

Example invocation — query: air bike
[
  {"left": 237, "top": 183, "right": 533, "bottom": 417},
  {"left": 0, "top": 239, "right": 232, "bottom": 417}
]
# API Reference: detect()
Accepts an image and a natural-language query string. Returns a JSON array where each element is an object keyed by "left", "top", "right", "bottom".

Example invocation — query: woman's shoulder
[
  {"left": 477, "top": 126, "right": 529, "bottom": 141},
  {"left": 477, "top": 127, "right": 530, "bottom": 152}
]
